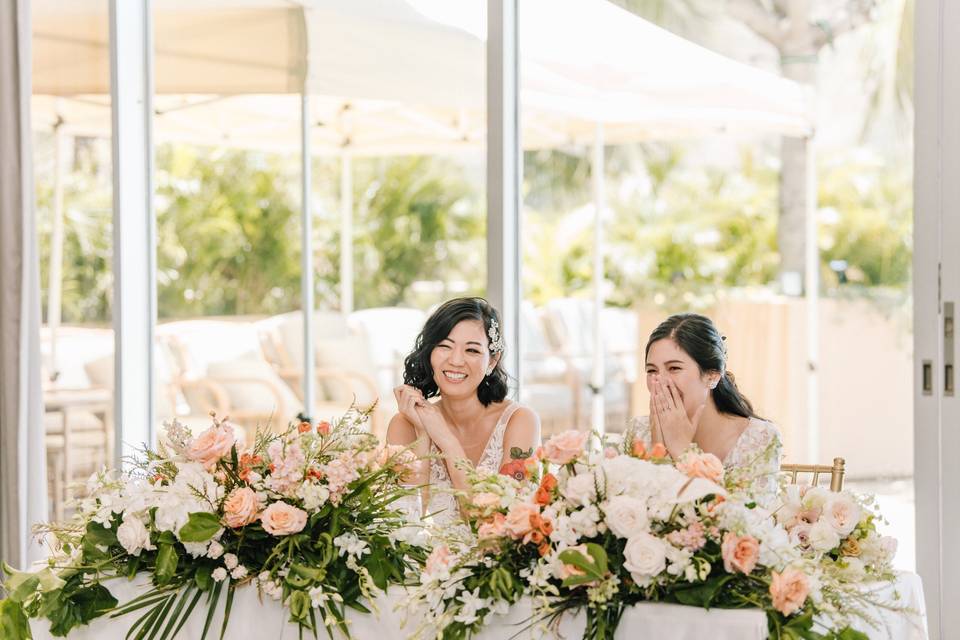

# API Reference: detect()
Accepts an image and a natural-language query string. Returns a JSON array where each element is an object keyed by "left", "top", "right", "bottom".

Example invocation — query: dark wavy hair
[
  {"left": 403, "top": 297, "right": 509, "bottom": 406},
  {"left": 645, "top": 313, "right": 758, "bottom": 419}
]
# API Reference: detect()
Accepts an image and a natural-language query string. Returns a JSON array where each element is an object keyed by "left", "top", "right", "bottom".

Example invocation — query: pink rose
[
  {"left": 186, "top": 422, "right": 236, "bottom": 470},
  {"left": 676, "top": 451, "right": 725, "bottom": 483},
  {"left": 477, "top": 513, "right": 508, "bottom": 540},
  {"left": 769, "top": 568, "right": 810, "bottom": 616},
  {"left": 223, "top": 487, "right": 262, "bottom": 528},
  {"left": 260, "top": 501, "right": 307, "bottom": 536},
  {"left": 721, "top": 532, "right": 760, "bottom": 575},
  {"left": 542, "top": 430, "right": 588, "bottom": 465},
  {"left": 823, "top": 495, "right": 862, "bottom": 537},
  {"left": 504, "top": 502, "right": 540, "bottom": 539},
  {"left": 789, "top": 523, "right": 813, "bottom": 550},
  {"left": 798, "top": 507, "right": 822, "bottom": 525}
]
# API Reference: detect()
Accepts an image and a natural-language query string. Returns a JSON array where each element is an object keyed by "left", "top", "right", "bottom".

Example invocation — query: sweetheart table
[{"left": 28, "top": 572, "right": 926, "bottom": 640}]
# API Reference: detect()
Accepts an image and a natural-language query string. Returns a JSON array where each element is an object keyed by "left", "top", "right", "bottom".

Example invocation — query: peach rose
[
  {"left": 769, "top": 568, "right": 810, "bottom": 616},
  {"left": 840, "top": 536, "right": 862, "bottom": 557},
  {"left": 186, "top": 422, "right": 236, "bottom": 470},
  {"left": 648, "top": 443, "right": 668, "bottom": 459},
  {"left": 721, "top": 532, "right": 760, "bottom": 575},
  {"left": 504, "top": 501, "right": 540, "bottom": 539},
  {"left": 676, "top": 451, "right": 725, "bottom": 483},
  {"left": 477, "top": 513, "right": 508, "bottom": 540},
  {"left": 223, "top": 487, "right": 262, "bottom": 528},
  {"left": 541, "top": 430, "right": 588, "bottom": 465},
  {"left": 472, "top": 492, "right": 501, "bottom": 510},
  {"left": 260, "top": 501, "right": 307, "bottom": 536}
]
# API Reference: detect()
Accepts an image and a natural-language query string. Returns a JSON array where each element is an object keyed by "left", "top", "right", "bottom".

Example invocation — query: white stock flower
[
  {"left": 622, "top": 531, "right": 667, "bottom": 586},
  {"left": 206, "top": 541, "right": 225, "bottom": 559},
  {"left": 836, "top": 557, "right": 866, "bottom": 581},
  {"left": 116, "top": 516, "right": 155, "bottom": 557},
  {"left": 212, "top": 567, "right": 228, "bottom": 582},
  {"left": 808, "top": 520, "right": 841, "bottom": 553},
  {"left": 230, "top": 565, "right": 247, "bottom": 580},
  {"left": 603, "top": 495, "right": 649, "bottom": 539},
  {"left": 223, "top": 553, "right": 239, "bottom": 570}
]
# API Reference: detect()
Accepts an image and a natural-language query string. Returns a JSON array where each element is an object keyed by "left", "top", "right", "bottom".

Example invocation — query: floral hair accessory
[{"left": 487, "top": 318, "right": 505, "bottom": 354}]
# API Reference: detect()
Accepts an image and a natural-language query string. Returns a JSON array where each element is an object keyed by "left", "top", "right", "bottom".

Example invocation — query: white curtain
[{"left": 1, "top": 0, "right": 48, "bottom": 569}]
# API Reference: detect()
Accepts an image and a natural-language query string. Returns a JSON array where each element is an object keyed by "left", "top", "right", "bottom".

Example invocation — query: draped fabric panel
[{"left": 0, "top": 0, "right": 48, "bottom": 569}]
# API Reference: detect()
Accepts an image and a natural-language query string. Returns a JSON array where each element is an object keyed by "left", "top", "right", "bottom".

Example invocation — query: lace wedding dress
[
  {"left": 624, "top": 415, "right": 783, "bottom": 507},
  {"left": 426, "top": 401, "right": 522, "bottom": 525},
  {"left": 396, "top": 402, "right": 523, "bottom": 529}
]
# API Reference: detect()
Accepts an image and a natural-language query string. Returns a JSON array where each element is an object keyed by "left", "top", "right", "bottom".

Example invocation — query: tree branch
[
  {"left": 727, "top": 0, "right": 787, "bottom": 48},
  {"left": 812, "top": 0, "right": 876, "bottom": 49}
]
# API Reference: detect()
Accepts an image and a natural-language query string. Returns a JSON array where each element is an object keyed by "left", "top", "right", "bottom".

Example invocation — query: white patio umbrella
[{"left": 32, "top": 0, "right": 814, "bottom": 430}]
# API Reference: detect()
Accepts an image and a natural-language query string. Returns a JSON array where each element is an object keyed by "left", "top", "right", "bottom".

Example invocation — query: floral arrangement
[
  {"left": 405, "top": 430, "right": 907, "bottom": 640},
  {"left": 0, "top": 408, "right": 427, "bottom": 639}
]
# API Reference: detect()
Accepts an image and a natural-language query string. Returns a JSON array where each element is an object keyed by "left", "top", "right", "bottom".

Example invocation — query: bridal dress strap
[{"left": 477, "top": 401, "right": 521, "bottom": 473}]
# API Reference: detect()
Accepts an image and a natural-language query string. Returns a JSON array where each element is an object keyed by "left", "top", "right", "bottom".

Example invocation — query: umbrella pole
[
  {"left": 591, "top": 122, "right": 605, "bottom": 435},
  {"left": 49, "top": 118, "right": 65, "bottom": 384},
  {"left": 804, "top": 135, "right": 819, "bottom": 462},
  {"left": 340, "top": 154, "right": 353, "bottom": 314},
  {"left": 301, "top": 92, "right": 316, "bottom": 419}
]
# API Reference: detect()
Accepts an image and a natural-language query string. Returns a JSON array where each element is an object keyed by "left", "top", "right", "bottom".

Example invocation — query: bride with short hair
[
  {"left": 387, "top": 297, "right": 540, "bottom": 524},
  {"left": 626, "top": 313, "right": 782, "bottom": 505}
]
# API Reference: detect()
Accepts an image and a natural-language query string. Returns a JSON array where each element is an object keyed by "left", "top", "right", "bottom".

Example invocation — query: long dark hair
[
  {"left": 645, "top": 313, "right": 757, "bottom": 419},
  {"left": 403, "top": 297, "right": 509, "bottom": 406}
]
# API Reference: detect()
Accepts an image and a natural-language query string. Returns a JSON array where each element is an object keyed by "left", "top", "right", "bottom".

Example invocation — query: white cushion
[
  {"left": 205, "top": 357, "right": 302, "bottom": 424},
  {"left": 315, "top": 336, "right": 378, "bottom": 406}
]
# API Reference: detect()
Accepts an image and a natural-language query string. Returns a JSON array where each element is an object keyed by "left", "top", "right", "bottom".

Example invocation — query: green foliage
[
  {"left": 524, "top": 144, "right": 912, "bottom": 310},
  {"left": 342, "top": 155, "right": 484, "bottom": 309},
  {"left": 155, "top": 145, "right": 303, "bottom": 318}
]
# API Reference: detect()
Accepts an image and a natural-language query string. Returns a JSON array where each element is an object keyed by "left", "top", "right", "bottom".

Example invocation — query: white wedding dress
[
  {"left": 625, "top": 415, "right": 783, "bottom": 507},
  {"left": 425, "top": 401, "right": 522, "bottom": 525}
]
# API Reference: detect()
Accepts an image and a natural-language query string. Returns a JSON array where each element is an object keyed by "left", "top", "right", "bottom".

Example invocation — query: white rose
[
  {"left": 207, "top": 541, "right": 224, "bottom": 559},
  {"left": 622, "top": 531, "right": 667, "bottom": 585},
  {"left": 809, "top": 520, "right": 841, "bottom": 553},
  {"left": 223, "top": 553, "right": 239, "bottom": 570},
  {"left": 116, "top": 516, "right": 154, "bottom": 557},
  {"left": 212, "top": 567, "right": 228, "bottom": 582},
  {"left": 563, "top": 472, "right": 598, "bottom": 507},
  {"left": 603, "top": 496, "right": 648, "bottom": 539},
  {"left": 823, "top": 494, "right": 861, "bottom": 537}
]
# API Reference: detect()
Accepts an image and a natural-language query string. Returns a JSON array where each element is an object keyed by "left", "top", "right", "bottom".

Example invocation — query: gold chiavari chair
[{"left": 781, "top": 457, "right": 846, "bottom": 492}]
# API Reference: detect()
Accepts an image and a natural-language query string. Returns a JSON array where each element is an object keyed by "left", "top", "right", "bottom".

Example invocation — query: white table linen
[{"left": 29, "top": 571, "right": 926, "bottom": 640}]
